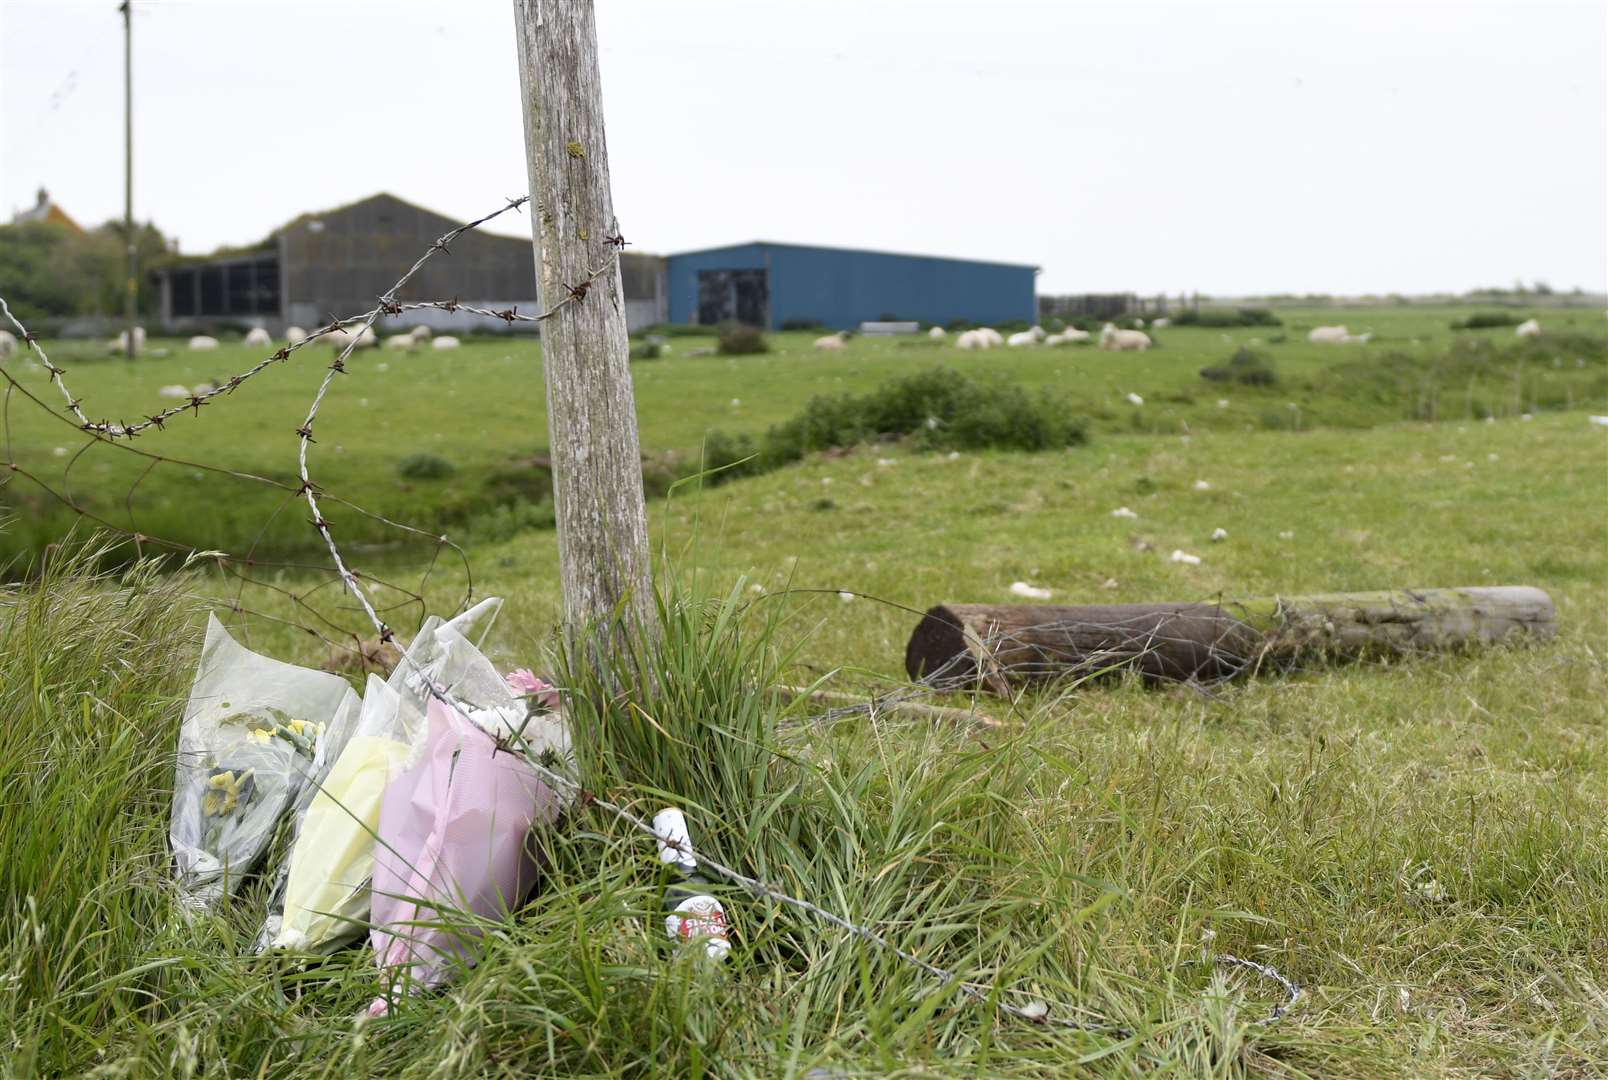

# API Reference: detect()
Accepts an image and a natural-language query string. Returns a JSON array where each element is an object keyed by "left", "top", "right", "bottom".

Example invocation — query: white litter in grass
[
  {"left": 1125, "top": 392, "right": 1144, "bottom": 407},
  {"left": 1009, "top": 581, "right": 1053, "bottom": 600},
  {"left": 1111, "top": 506, "right": 1139, "bottom": 520},
  {"left": 1211, "top": 527, "right": 1228, "bottom": 541},
  {"left": 1193, "top": 480, "right": 1211, "bottom": 491},
  {"left": 1169, "top": 550, "right": 1201, "bottom": 565},
  {"left": 1217, "top": 399, "right": 1229, "bottom": 408},
  {"left": 1590, "top": 416, "right": 1608, "bottom": 427},
  {"left": 1101, "top": 578, "right": 1119, "bottom": 590},
  {"left": 1278, "top": 530, "right": 1295, "bottom": 540},
  {"left": 1019, "top": 1000, "right": 1050, "bottom": 1021},
  {"left": 946, "top": 451, "right": 961, "bottom": 460},
  {"left": 837, "top": 591, "right": 854, "bottom": 603},
  {"left": 876, "top": 458, "right": 896, "bottom": 467}
]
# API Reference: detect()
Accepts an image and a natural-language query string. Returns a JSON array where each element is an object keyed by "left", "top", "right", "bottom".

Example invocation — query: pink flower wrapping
[{"left": 366, "top": 695, "right": 562, "bottom": 1015}]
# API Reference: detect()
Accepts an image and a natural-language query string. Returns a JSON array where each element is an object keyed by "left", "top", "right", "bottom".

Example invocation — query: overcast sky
[{"left": 2, "top": 0, "right": 1603, "bottom": 296}]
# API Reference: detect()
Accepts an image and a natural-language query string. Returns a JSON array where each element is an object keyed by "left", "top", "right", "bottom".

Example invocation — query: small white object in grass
[
  {"left": 358, "top": 398, "right": 369, "bottom": 407},
  {"left": 730, "top": 398, "right": 740, "bottom": 407},
  {"left": 820, "top": 477, "right": 833, "bottom": 485},
  {"left": 1169, "top": 550, "right": 1201, "bottom": 565},
  {"left": 1217, "top": 399, "right": 1229, "bottom": 408},
  {"left": 375, "top": 362, "right": 389, "bottom": 372},
  {"left": 52, "top": 446, "right": 67, "bottom": 457},
  {"left": 1111, "top": 506, "right": 1139, "bottom": 519},
  {"left": 1278, "top": 530, "right": 1295, "bottom": 540},
  {"left": 1009, "top": 581, "right": 1052, "bottom": 600},
  {"left": 1101, "top": 577, "right": 1119, "bottom": 590},
  {"left": 876, "top": 457, "right": 896, "bottom": 467},
  {"left": 157, "top": 384, "right": 189, "bottom": 399},
  {"left": 748, "top": 583, "right": 765, "bottom": 595},
  {"left": 925, "top": 415, "right": 940, "bottom": 430},
  {"left": 1487, "top": 453, "right": 1498, "bottom": 462},
  {"left": 1193, "top": 480, "right": 1211, "bottom": 491},
  {"left": 1590, "top": 415, "right": 1608, "bottom": 427},
  {"left": 837, "top": 591, "right": 854, "bottom": 603},
  {"left": 1018, "top": 1000, "right": 1049, "bottom": 1021},
  {"left": 1521, "top": 413, "right": 1532, "bottom": 421},
  {"left": 946, "top": 450, "right": 960, "bottom": 460},
  {"left": 1125, "top": 392, "right": 1144, "bottom": 406},
  {"left": 1211, "top": 527, "right": 1228, "bottom": 541}
]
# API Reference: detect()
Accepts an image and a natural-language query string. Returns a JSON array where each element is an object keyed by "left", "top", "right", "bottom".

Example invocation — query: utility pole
[
  {"left": 120, "top": 0, "right": 137, "bottom": 359},
  {"left": 511, "top": 0, "right": 656, "bottom": 649}
]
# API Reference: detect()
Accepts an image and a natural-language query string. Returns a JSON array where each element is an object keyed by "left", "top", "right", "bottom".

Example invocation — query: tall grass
[{"left": 2, "top": 540, "right": 1604, "bottom": 1076}]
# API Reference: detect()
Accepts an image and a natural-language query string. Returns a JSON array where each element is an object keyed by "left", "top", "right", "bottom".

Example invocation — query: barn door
[{"left": 697, "top": 269, "right": 769, "bottom": 327}]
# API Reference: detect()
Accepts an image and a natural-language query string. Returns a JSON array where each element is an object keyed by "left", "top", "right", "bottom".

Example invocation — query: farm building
[
  {"left": 9, "top": 187, "right": 84, "bottom": 234},
  {"left": 154, "top": 192, "right": 667, "bottom": 335},
  {"left": 665, "top": 242, "right": 1036, "bottom": 330}
]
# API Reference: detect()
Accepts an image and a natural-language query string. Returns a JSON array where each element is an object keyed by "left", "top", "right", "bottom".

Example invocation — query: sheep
[
  {"left": 954, "top": 329, "right": 990, "bottom": 350},
  {"left": 1341, "top": 332, "right": 1372, "bottom": 344},
  {"left": 157, "top": 384, "right": 190, "bottom": 399},
  {"left": 431, "top": 335, "right": 461, "bottom": 350},
  {"left": 325, "top": 325, "right": 378, "bottom": 350},
  {"left": 285, "top": 326, "right": 307, "bottom": 344},
  {"left": 1150, "top": 317, "right": 1171, "bottom": 329},
  {"left": 1046, "top": 327, "right": 1091, "bottom": 347},
  {"left": 1515, "top": 318, "right": 1541, "bottom": 338},
  {"left": 1100, "top": 323, "right": 1152, "bottom": 351},
  {"left": 927, "top": 326, "right": 946, "bottom": 340},
  {"left": 0, "top": 330, "right": 16, "bottom": 358},
  {"left": 977, "top": 327, "right": 1004, "bottom": 347},
  {"left": 410, "top": 324, "right": 433, "bottom": 342},
  {"left": 243, "top": 327, "right": 272, "bottom": 347},
  {"left": 187, "top": 335, "right": 219, "bottom": 351},
  {"left": 1308, "top": 325, "right": 1350, "bottom": 344},
  {"left": 384, "top": 333, "right": 418, "bottom": 351},
  {"left": 109, "top": 326, "right": 147, "bottom": 353},
  {"left": 813, "top": 331, "right": 849, "bottom": 350},
  {"left": 1007, "top": 326, "right": 1048, "bottom": 347}
]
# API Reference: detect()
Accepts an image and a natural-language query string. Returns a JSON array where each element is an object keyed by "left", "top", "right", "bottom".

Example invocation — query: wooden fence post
[{"left": 512, "top": 0, "right": 656, "bottom": 644}]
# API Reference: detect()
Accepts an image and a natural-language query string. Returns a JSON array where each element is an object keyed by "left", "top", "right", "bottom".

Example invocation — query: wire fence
[{"left": 0, "top": 195, "right": 1302, "bottom": 1035}]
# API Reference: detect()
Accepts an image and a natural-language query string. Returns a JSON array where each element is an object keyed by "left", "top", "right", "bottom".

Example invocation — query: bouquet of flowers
[{"left": 171, "top": 615, "right": 358, "bottom": 911}]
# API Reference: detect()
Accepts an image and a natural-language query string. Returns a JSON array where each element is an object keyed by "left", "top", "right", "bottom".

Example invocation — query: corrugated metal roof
[{"left": 667, "top": 239, "right": 1038, "bottom": 271}]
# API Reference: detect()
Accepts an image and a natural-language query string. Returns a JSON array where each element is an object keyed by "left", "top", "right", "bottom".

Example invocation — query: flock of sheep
[
  {"left": 94, "top": 324, "right": 464, "bottom": 353},
  {"left": 813, "top": 319, "right": 1169, "bottom": 353}
]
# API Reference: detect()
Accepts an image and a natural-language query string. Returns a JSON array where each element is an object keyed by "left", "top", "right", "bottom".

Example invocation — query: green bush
[
  {"left": 698, "top": 367, "right": 1087, "bottom": 486},
  {"left": 630, "top": 340, "right": 666, "bottom": 361},
  {"left": 396, "top": 452, "right": 456, "bottom": 480},
  {"left": 716, "top": 322, "right": 769, "bottom": 356},
  {"left": 1200, "top": 347, "right": 1278, "bottom": 386},
  {"left": 1171, "top": 308, "right": 1281, "bottom": 328},
  {"left": 1451, "top": 312, "right": 1526, "bottom": 330}
]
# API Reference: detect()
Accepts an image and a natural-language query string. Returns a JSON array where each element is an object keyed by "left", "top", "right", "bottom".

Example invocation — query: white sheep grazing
[
  {"left": 980, "top": 327, "right": 1005, "bottom": 347},
  {"left": 187, "top": 335, "right": 219, "bottom": 351},
  {"left": 813, "top": 331, "right": 848, "bottom": 350},
  {"left": 1046, "top": 327, "right": 1090, "bottom": 347},
  {"left": 927, "top": 325, "right": 946, "bottom": 340},
  {"left": 1007, "top": 326, "right": 1047, "bottom": 347},
  {"left": 109, "top": 326, "right": 147, "bottom": 352},
  {"left": 157, "top": 384, "right": 190, "bottom": 399},
  {"left": 0, "top": 330, "right": 16, "bottom": 358},
  {"left": 1150, "top": 317, "right": 1171, "bottom": 329},
  {"left": 431, "top": 335, "right": 461, "bottom": 350},
  {"left": 1515, "top": 318, "right": 1541, "bottom": 338},
  {"left": 326, "top": 325, "right": 378, "bottom": 350},
  {"left": 243, "top": 327, "right": 272, "bottom": 347},
  {"left": 285, "top": 326, "right": 307, "bottom": 345},
  {"left": 954, "top": 329, "right": 982, "bottom": 350},
  {"left": 384, "top": 333, "right": 417, "bottom": 350},
  {"left": 410, "top": 324, "right": 433, "bottom": 341},
  {"left": 1100, "top": 323, "right": 1152, "bottom": 351},
  {"left": 1308, "top": 325, "right": 1350, "bottom": 344}
]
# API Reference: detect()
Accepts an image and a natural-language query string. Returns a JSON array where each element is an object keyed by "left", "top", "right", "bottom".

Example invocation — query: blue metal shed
[{"left": 665, "top": 241, "right": 1037, "bottom": 331}]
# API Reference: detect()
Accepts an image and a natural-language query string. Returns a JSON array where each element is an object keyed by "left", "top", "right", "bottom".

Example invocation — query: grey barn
[{"left": 154, "top": 192, "right": 667, "bottom": 335}]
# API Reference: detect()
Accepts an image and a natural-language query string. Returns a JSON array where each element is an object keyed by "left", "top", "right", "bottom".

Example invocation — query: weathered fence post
[{"left": 512, "top": 0, "right": 656, "bottom": 645}]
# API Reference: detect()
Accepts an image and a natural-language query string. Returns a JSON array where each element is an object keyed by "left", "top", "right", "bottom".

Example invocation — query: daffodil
[{"left": 202, "top": 768, "right": 254, "bottom": 817}]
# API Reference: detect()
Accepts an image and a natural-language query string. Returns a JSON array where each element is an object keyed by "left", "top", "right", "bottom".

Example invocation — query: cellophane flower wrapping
[
  {"left": 170, "top": 614, "right": 357, "bottom": 911},
  {"left": 366, "top": 696, "right": 563, "bottom": 1016}
]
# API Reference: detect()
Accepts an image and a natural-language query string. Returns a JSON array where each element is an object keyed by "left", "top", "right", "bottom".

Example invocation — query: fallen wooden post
[{"left": 903, "top": 587, "right": 1556, "bottom": 693}]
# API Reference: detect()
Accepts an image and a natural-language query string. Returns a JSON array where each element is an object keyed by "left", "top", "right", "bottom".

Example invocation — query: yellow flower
[
  {"left": 246, "top": 728, "right": 273, "bottom": 746},
  {"left": 202, "top": 768, "right": 254, "bottom": 817}
]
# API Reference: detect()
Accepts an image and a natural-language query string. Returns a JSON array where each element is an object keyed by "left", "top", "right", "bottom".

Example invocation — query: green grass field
[{"left": 2, "top": 303, "right": 1606, "bottom": 1076}]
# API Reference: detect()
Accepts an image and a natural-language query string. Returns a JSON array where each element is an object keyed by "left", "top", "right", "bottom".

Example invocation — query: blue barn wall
[{"left": 666, "top": 242, "right": 1036, "bottom": 330}]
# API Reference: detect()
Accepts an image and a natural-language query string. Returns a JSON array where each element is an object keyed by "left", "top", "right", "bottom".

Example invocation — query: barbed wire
[{"left": 0, "top": 193, "right": 1303, "bottom": 1036}]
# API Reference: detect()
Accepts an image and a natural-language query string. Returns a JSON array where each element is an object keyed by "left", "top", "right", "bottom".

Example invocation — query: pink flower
[{"left": 505, "top": 669, "right": 560, "bottom": 710}]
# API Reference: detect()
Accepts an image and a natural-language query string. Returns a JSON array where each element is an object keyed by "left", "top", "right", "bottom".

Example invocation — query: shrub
[
  {"left": 630, "top": 340, "right": 666, "bottom": 361},
  {"left": 716, "top": 323, "right": 769, "bottom": 356},
  {"left": 698, "top": 367, "right": 1087, "bottom": 487},
  {"left": 397, "top": 452, "right": 455, "bottom": 480},
  {"left": 1171, "top": 308, "right": 1282, "bottom": 328},
  {"left": 1451, "top": 312, "right": 1526, "bottom": 330},
  {"left": 1200, "top": 347, "right": 1278, "bottom": 386}
]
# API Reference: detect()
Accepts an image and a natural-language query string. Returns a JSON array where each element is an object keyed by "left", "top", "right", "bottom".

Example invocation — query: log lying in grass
[{"left": 904, "top": 587, "right": 1556, "bottom": 693}]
